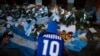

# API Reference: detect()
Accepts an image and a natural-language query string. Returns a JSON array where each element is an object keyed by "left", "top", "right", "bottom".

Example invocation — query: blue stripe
[
  {"left": 11, "top": 26, "right": 37, "bottom": 41},
  {"left": 65, "top": 40, "right": 87, "bottom": 52}
]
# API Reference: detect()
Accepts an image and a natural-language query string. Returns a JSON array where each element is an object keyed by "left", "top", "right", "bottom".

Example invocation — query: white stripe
[{"left": 10, "top": 33, "right": 37, "bottom": 50}]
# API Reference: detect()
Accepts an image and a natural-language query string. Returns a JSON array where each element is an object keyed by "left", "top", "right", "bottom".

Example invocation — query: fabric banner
[{"left": 6, "top": 26, "right": 37, "bottom": 56}]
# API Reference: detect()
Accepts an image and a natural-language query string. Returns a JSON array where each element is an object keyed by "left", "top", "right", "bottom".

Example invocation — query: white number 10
[{"left": 42, "top": 40, "right": 59, "bottom": 56}]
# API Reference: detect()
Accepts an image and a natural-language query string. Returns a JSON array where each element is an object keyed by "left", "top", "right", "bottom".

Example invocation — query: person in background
[
  {"left": 0, "top": 30, "right": 13, "bottom": 48},
  {"left": 0, "top": 31, "right": 22, "bottom": 56},
  {"left": 37, "top": 21, "right": 69, "bottom": 56}
]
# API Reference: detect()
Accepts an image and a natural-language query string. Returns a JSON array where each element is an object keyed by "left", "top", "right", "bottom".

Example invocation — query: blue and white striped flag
[{"left": 6, "top": 26, "right": 37, "bottom": 56}]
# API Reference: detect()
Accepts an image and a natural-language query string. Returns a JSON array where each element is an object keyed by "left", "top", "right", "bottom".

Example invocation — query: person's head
[
  {"left": 2, "top": 30, "right": 13, "bottom": 44},
  {"left": 46, "top": 21, "right": 58, "bottom": 34}
]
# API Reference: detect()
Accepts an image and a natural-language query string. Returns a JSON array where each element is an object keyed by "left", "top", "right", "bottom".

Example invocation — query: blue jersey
[{"left": 37, "top": 33, "right": 64, "bottom": 56}]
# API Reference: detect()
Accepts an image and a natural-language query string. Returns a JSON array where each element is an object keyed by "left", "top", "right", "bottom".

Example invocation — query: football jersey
[{"left": 37, "top": 33, "right": 64, "bottom": 56}]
